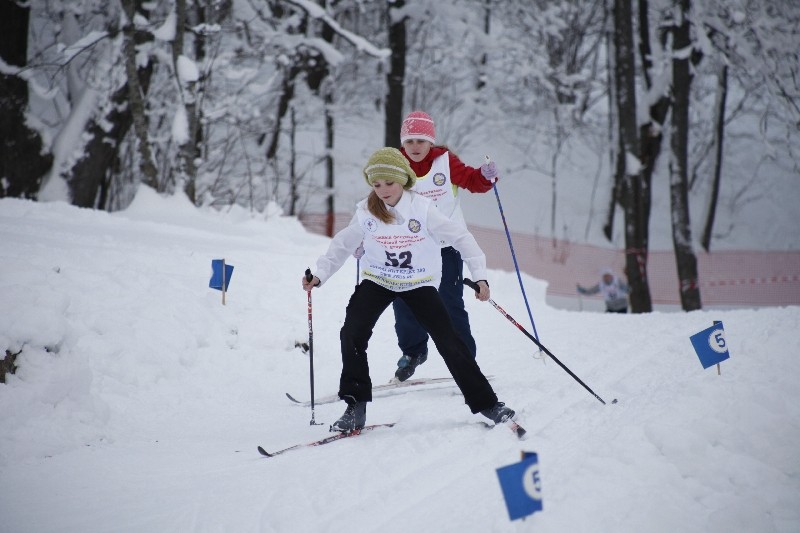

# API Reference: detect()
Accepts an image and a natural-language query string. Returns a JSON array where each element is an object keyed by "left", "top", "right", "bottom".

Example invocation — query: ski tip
[
  {"left": 285, "top": 392, "right": 302, "bottom": 404},
  {"left": 482, "top": 419, "right": 528, "bottom": 439},
  {"left": 507, "top": 420, "right": 527, "bottom": 439},
  {"left": 257, "top": 446, "right": 274, "bottom": 457}
]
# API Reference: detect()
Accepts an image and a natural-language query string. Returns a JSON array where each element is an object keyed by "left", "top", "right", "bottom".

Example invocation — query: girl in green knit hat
[{"left": 302, "top": 147, "right": 517, "bottom": 433}]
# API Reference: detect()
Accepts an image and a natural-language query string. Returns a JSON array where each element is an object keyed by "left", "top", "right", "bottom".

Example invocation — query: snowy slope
[{"left": 1, "top": 192, "right": 799, "bottom": 532}]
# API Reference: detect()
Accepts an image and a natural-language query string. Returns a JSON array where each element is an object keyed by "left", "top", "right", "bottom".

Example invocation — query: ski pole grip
[
  {"left": 305, "top": 268, "right": 313, "bottom": 282},
  {"left": 463, "top": 278, "right": 480, "bottom": 293}
]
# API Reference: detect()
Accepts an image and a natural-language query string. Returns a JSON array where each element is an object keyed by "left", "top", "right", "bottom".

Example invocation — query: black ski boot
[
  {"left": 394, "top": 351, "right": 428, "bottom": 382},
  {"left": 330, "top": 397, "right": 367, "bottom": 433},
  {"left": 480, "top": 401, "right": 516, "bottom": 424}
]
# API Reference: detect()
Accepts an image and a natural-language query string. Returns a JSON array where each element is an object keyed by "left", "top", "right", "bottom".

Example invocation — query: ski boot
[
  {"left": 394, "top": 351, "right": 428, "bottom": 382},
  {"left": 330, "top": 397, "right": 367, "bottom": 433},
  {"left": 480, "top": 401, "right": 516, "bottom": 424}
]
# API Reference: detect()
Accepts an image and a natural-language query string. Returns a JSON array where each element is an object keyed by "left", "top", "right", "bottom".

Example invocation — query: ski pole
[
  {"left": 464, "top": 278, "right": 615, "bottom": 405},
  {"left": 305, "top": 268, "right": 323, "bottom": 425},
  {"left": 486, "top": 156, "right": 541, "bottom": 349}
]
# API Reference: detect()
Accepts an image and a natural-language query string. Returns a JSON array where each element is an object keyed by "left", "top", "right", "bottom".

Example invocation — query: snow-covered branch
[{"left": 280, "top": 0, "right": 390, "bottom": 59}]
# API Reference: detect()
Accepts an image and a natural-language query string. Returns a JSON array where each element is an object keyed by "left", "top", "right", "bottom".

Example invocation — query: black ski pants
[{"left": 338, "top": 280, "right": 497, "bottom": 413}]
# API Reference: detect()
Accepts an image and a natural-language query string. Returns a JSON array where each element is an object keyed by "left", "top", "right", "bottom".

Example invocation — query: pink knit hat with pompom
[{"left": 400, "top": 111, "right": 435, "bottom": 144}]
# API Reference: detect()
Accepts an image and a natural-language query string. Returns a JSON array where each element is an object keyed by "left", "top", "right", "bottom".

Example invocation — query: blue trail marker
[
  {"left": 690, "top": 321, "right": 730, "bottom": 373},
  {"left": 496, "top": 452, "right": 543, "bottom": 521},
  {"left": 209, "top": 259, "right": 234, "bottom": 304}
]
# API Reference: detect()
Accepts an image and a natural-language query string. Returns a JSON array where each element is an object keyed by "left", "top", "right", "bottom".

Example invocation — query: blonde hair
[{"left": 367, "top": 191, "right": 394, "bottom": 223}]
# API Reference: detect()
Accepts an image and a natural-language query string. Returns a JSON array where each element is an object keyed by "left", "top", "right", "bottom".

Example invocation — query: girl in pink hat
[{"left": 390, "top": 110, "right": 499, "bottom": 382}]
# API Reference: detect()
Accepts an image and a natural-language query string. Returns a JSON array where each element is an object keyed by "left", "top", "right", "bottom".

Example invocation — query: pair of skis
[
  {"left": 256, "top": 418, "right": 525, "bottom": 458},
  {"left": 260, "top": 376, "right": 525, "bottom": 457},
  {"left": 261, "top": 380, "right": 524, "bottom": 456}
]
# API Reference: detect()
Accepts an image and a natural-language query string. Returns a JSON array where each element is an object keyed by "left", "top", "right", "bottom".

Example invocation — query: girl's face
[
  {"left": 402, "top": 138, "right": 433, "bottom": 163},
  {"left": 371, "top": 179, "right": 404, "bottom": 206}
]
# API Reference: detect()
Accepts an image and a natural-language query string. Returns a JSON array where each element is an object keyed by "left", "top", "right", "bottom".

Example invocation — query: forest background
[{"left": 1, "top": 0, "right": 798, "bottom": 312}]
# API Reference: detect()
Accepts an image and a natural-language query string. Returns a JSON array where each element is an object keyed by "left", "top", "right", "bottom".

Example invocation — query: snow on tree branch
[{"left": 281, "top": 0, "right": 390, "bottom": 59}]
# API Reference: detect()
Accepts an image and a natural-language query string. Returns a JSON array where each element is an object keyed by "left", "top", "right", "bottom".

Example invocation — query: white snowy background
[{"left": 1, "top": 189, "right": 798, "bottom": 532}]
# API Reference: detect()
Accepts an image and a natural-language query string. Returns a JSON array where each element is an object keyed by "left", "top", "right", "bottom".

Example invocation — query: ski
[
  {"left": 285, "top": 376, "right": 460, "bottom": 406},
  {"left": 481, "top": 419, "right": 528, "bottom": 439},
  {"left": 505, "top": 419, "right": 527, "bottom": 439},
  {"left": 257, "top": 423, "right": 395, "bottom": 458}
]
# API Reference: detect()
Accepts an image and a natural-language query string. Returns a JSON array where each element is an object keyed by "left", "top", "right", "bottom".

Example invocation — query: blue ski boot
[{"left": 394, "top": 351, "right": 428, "bottom": 382}]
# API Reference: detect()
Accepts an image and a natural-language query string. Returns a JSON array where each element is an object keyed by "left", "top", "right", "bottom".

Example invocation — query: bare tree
[
  {"left": 318, "top": 0, "right": 337, "bottom": 236},
  {"left": 0, "top": 1, "right": 52, "bottom": 199},
  {"left": 635, "top": 0, "right": 671, "bottom": 252},
  {"left": 695, "top": 0, "right": 800, "bottom": 250},
  {"left": 67, "top": 69, "right": 154, "bottom": 208},
  {"left": 701, "top": 62, "right": 727, "bottom": 252},
  {"left": 62, "top": 12, "right": 155, "bottom": 208},
  {"left": 260, "top": 0, "right": 387, "bottom": 222},
  {"left": 122, "top": 0, "right": 159, "bottom": 190},
  {"left": 493, "top": 0, "right": 606, "bottom": 244},
  {"left": 602, "top": 0, "right": 622, "bottom": 241},
  {"left": 171, "top": 0, "right": 200, "bottom": 202},
  {"left": 385, "top": 0, "right": 406, "bottom": 148},
  {"left": 668, "top": 0, "right": 701, "bottom": 311},
  {"left": 612, "top": 0, "right": 652, "bottom": 312}
]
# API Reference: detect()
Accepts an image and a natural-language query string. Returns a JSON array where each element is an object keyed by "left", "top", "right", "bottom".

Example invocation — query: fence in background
[{"left": 299, "top": 213, "right": 800, "bottom": 308}]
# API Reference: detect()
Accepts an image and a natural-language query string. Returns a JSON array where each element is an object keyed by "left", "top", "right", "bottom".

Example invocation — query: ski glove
[
  {"left": 353, "top": 244, "right": 365, "bottom": 259},
  {"left": 480, "top": 160, "right": 498, "bottom": 180}
]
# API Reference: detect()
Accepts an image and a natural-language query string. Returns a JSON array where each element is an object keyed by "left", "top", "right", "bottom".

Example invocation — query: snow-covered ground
[{"left": 1, "top": 191, "right": 799, "bottom": 532}]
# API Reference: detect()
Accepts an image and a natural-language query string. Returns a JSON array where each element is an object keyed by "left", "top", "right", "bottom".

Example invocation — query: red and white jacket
[{"left": 400, "top": 146, "right": 492, "bottom": 247}]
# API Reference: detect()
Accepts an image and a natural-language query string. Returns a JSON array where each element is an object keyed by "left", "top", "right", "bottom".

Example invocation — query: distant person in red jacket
[{"left": 390, "top": 110, "right": 498, "bottom": 382}]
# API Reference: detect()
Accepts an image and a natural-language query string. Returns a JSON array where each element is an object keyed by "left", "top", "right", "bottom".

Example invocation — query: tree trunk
[
  {"left": 67, "top": 73, "right": 152, "bottom": 208},
  {"left": 289, "top": 106, "right": 298, "bottom": 216},
  {"left": 602, "top": 0, "right": 621, "bottom": 241},
  {"left": 669, "top": 0, "right": 702, "bottom": 311},
  {"left": 613, "top": 0, "right": 652, "bottom": 313},
  {"left": 385, "top": 0, "right": 406, "bottom": 148},
  {"left": 477, "top": 0, "right": 490, "bottom": 90},
  {"left": 65, "top": 2, "right": 154, "bottom": 207},
  {"left": 0, "top": 1, "right": 52, "bottom": 199},
  {"left": 172, "top": 0, "right": 202, "bottom": 203},
  {"left": 701, "top": 63, "right": 727, "bottom": 252},
  {"left": 636, "top": 0, "right": 670, "bottom": 254},
  {"left": 324, "top": 90, "right": 335, "bottom": 236},
  {"left": 266, "top": 70, "right": 297, "bottom": 162},
  {"left": 319, "top": 1, "right": 335, "bottom": 236},
  {"left": 121, "top": 0, "right": 159, "bottom": 190},
  {"left": 549, "top": 107, "right": 566, "bottom": 246}
]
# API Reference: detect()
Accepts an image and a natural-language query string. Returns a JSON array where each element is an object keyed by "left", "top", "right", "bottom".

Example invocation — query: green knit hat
[{"left": 363, "top": 147, "right": 416, "bottom": 190}]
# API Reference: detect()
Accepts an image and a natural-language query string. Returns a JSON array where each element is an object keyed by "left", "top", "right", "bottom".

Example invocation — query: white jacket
[{"left": 314, "top": 190, "right": 487, "bottom": 288}]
